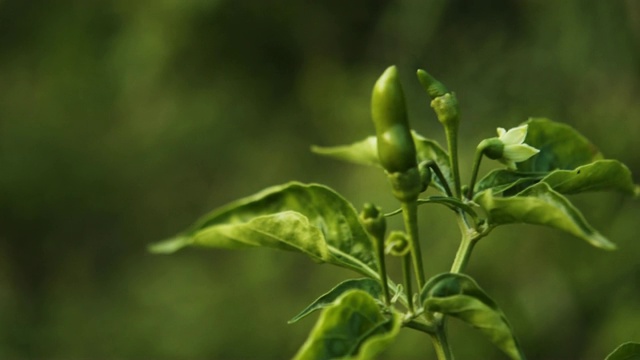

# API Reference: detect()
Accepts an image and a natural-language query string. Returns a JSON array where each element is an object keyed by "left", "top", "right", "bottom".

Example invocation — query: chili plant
[{"left": 151, "top": 66, "right": 639, "bottom": 359}]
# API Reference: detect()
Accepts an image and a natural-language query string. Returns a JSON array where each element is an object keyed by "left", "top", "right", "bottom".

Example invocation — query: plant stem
[
  {"left": 375, "top": 237, "right": 391, "bottom": 306},
  {"left": 444, "top": 125, "right": 462, "bottom": 199},
  {"left": 401, "top": 201, "right": 425, "bottom": 289},
  {"left": 466, "top": 147, "right": 484, "bottom": 199},
  {"left": 450, "top": 231, "right": 475, "bottom": 274},
  {"left": 402, "top": 253, "right": 414, "bottom": 313},
  {"left": 404, "top": 319, "right": 435, "bottom": 334},
  {"left": 430, "top": 319, "right": 454, "bottom": 360}
]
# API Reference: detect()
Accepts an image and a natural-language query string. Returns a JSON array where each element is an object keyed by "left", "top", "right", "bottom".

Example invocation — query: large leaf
[
  {"left": 312, "top": 133, "right": 454, "bottom": 194},
  {"left": 294, "top": 290, "right": 401, "bottom": 360},
  {"left": 605, "top": 342, "right": 640, "bottom": 360},
  {"left": 420, "top": 273, "right": 525, "bottom": 360},
  {"left": 475, "top": 182, "right": 615, "bottom": 250},
  {"left": 150, "top": 182, "right": 378, "bottom": 277},
  {"left": 289, "top": 278, "right": 382, "bottom": 324},
  {"left": 541, "top": 160, "right": 639, "bottom": 196},
  {"left": 475, "top": 160, "right": 638, "bottom": 197},
  {"left": 516, "top": 118, "right": 602, "bottom": 172}
]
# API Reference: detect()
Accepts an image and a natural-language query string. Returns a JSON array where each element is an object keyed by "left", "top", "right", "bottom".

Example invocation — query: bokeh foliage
[{"left": 1, "top": 0, "right": 639, "bottom": 358}]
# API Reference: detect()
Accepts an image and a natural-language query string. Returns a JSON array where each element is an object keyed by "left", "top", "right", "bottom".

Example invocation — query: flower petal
[
  {"left": 503, "top": 143, "right": 540, "bottom": 162},
  {"left": 496, "top": 127, "right": 507, "bottom": 138},
  {"left": 499, "top": 125, "right": 528, "bottom": 145}
]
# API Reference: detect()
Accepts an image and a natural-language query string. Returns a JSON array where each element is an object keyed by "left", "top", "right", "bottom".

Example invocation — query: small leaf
[
  {"left": 294, "top": 290, "right": 401, "bottom": 360},
  {"left": 605, "top": 342, "right": 640, "bottom": 360},
  {"left": 421, "top": 273, "right": 525, "bottom": 360},
  {"left": 541, "top": 160, "right": 639, "bottom": 196},
  {"left": 412, "top": 133, "right": 455, "bottom": 194},
  {"left": 311, "top": 137, "right": 380, "bottom": 168},
  {"left": 150, "top": 182, "right": 379, "bottom": 277},
  {"left": 475, "top": 182, "right": 616, "bottom": 250},
  {"left": 289, "top": 278, "right": 382, "bottom": 324},
  {"left": 516, "top": 118, "right": 602, "bottom": 172}
]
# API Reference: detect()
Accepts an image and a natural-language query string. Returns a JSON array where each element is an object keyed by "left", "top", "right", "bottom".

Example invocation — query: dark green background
[{"left": 1, "top": 0, "right": 639, "bottom": 359}]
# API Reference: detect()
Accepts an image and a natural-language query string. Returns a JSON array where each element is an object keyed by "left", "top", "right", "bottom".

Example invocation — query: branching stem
[{"left": 430, "top": 318, "right": 454, "bottom": 360}]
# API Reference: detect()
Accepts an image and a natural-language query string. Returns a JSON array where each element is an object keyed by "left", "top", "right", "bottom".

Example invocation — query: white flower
[{"left": 495, "top": 125, "right": 540, "bottom": 169}]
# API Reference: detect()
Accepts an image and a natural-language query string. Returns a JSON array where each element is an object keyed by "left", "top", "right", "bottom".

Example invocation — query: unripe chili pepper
[{"left": 371, "top": 66, "right": 417, "bottom": 173}]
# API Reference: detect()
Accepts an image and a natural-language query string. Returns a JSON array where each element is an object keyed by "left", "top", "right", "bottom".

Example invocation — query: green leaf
[
  {"left": 541, "top": 160, "right": 639, "bottom": 196},
  {"left": 150, "top": 182, "right": 379, "bottom": 277},
  {"left": 474, "top": 169, "right": 543, "bottom": 195},
  {"left": 421, "top": 273, "right": 525, "bottom": 360},
  {"left": 413, "top": 133, "right": 455, "bottom": 194},
  {"left": 605, "top": 342, "right": 640, "bottom": 360},
  {"left": 312, "top": 133, "right": 453, "bottom": 194},
  {"left": 475, "top": 182, "right": 616, "bottom": 250},
  {"left": 516, "top": 118, "right": 602, "bottom": 172},
  {"left": 311, "top": 137, "right": 380, "bottom": 168},
  {"left": 475, "top": 160, "right": 639, "bottom": 198},
  {"left": 289, "top": 278, "right": 382, "bottom": 324},
  {"left": 294, "top": 290, "right": 401, "bottom": 360}
]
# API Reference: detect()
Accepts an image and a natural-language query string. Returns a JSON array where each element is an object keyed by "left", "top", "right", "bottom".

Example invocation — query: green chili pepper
[{"left": 371, "top": 66, "right": 417, "bottom": 173}]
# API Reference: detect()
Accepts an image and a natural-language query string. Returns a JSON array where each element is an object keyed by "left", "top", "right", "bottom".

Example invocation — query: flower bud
[
  {"left": 430, "top": 93, "right": 459, "bottom": 128},
  {"left": 417, "top": 69, "right": 449, "bottom": 99},
  {"left": 371, "top": 66, "right": 417, "bottom": 173},
  {"left": 478, "top": 137, "right": 504, "bottom": 160},
  {"left": 359, "top": 203, "right": 386, "bottom": 241}
]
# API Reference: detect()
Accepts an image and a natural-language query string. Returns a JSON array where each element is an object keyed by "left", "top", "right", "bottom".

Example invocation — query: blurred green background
[{"left": 1, "top": 0, "right": 639, "bottom": 359}]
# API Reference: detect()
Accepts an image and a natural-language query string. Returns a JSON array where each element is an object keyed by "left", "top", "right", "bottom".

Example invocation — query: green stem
[
  {"left": 450, "top": 232, "right": 475, "bottom": 274},
  {"left": 402, "top": 253, "right": 414, "bottom": 314},
  {"left": 404, "top": 319, "right": 435, "bottom": 334},
  {"left": 430, "top": 320, "right": 454, "bottom": 360},
  {"left": 466, "top": 147, "right": 484, "bottom": 200},
  {"left": 375, "top": 237, "right": 391, "bottom": 306},
  {"left": 444, "top": 125, "right": 461, "bottom": 199},
  {"left": 401, "top": 201, "right": 425, "bottom": 289}
]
